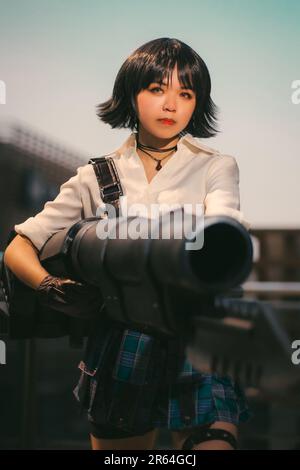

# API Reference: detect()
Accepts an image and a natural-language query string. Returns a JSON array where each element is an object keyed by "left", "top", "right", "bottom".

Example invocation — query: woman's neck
[{"left": 136, "top": 128, "right": 180, "bottom": 150}]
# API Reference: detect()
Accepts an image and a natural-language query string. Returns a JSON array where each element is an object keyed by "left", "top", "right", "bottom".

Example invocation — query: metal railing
[{"left": 243, "top": 281, "right": 300, "bottom": 298}]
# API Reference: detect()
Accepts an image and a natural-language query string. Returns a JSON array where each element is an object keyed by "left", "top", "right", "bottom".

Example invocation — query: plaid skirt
[{"left": 73, "top": 316, "right": 252, "bottom": 434}]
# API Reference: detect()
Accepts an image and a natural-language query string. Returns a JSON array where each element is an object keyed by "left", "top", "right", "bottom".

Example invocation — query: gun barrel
[{"left": 70, "top": 214, "right": 253, "bottom": 295}]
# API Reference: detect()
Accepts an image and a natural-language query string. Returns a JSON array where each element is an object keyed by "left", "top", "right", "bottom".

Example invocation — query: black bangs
[
  {"left": 137, "top": 59, "right": 196, "bottom": 93},
  {"left": 97, "top": 37, "right": 219, "bottom": 138},
  {"left": 131, "top": 39, "right": 196, "bottom": 92}
]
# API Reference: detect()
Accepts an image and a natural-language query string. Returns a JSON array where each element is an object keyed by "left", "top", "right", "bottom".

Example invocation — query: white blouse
[{"left": 14, "top": 131, "right": 251, "bottom": 251}]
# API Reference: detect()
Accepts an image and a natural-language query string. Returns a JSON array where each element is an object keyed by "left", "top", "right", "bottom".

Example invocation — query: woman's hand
[{"left": 36, "top": 274, "right": 103, "bottom": 319}]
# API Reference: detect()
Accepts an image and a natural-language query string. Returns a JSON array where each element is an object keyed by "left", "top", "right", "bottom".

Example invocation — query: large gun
[
  {"left": 37, "top": 210, "right": 300, "bottom": 394},
  {"left": 1, "top": 211, "right": 250, "bottom": 341},
  {"left": 2, "top": 210, "right": 299, "bottom": 394},
  {"left": 48, "top": 212, "right": 252, "bottom": 338}
]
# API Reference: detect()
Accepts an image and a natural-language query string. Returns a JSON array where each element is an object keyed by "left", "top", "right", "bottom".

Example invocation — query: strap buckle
[
  {"left": 89, "top": 156, "right": 123, "bottom": 209},
  {"left": 99, "top": 181, "right": 123, "bottom": 204}
]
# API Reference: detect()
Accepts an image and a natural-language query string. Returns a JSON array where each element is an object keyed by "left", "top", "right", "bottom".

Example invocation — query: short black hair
[{"left": 96, "top": 37, "right": 219, "bottom": 138}]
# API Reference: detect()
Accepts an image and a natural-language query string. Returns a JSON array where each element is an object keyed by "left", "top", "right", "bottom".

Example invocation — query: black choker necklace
[{"left": 136, "top": 136, "right": 178, "bottom": 171}]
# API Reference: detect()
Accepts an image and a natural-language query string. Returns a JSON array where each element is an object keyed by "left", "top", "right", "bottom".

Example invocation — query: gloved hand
[{"left": 36, "top": 274, "right": 104, "bottom": 319}]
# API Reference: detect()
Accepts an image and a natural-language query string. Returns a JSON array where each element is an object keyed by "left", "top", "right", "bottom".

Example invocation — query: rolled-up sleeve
[
  {"left": 14, "top": 166, "right": 84, "bottom": 251},
  {"left": 204, "top": 155, "right": 251, "bottom": 231}
]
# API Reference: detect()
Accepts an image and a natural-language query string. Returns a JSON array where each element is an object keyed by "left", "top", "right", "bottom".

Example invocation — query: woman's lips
[{"left": 158, "top": 119, "right": 176, "bottom": 125}]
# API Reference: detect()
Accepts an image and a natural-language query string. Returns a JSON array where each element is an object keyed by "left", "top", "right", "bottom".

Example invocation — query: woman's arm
[
  {"left": 4, "top": 234, "right": 49, "bottom": 290},
  {"left": 4, "top": 166, "right": 86, "bottom": 290},
  {"left": 204, "top": 154, "right": 251, "bottom": 230},
  {"left": 14, "top": 166, "right": 84, "bottom": 252},
  {"left": 4, "top": 234, "right": 102, "bottom": 318}
]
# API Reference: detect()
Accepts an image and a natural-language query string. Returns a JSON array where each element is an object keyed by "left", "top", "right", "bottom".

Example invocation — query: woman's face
[{"left": 135, "top": 64, "right": 196, "bottom": 140}]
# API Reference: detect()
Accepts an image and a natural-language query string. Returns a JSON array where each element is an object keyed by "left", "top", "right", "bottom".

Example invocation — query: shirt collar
[{"left": 114, "top": 131, "right": 218, "bottom": 158}]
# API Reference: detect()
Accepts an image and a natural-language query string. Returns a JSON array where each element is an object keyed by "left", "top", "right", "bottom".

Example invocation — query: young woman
[{"left": 4, "top": 37, "right": 252, "bottom": 450}]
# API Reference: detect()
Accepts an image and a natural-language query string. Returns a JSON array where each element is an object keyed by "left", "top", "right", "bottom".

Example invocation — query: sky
[{"left": 0, "top": 0, "right": 299, "bottom": 228}]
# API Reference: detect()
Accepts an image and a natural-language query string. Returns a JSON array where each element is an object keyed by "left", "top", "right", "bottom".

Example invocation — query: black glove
[{"left": 36, "top": 274, "right": 104, "bottom": 319}]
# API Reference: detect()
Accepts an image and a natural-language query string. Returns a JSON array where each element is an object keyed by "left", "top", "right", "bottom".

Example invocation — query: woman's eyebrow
[{"left": 153, "top": 81, "right": 194, "bottom": 91}]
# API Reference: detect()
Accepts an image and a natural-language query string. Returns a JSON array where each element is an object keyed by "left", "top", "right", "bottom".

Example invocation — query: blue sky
[{"left": 0, "top": 0, "right": 299, "bottom": 228}]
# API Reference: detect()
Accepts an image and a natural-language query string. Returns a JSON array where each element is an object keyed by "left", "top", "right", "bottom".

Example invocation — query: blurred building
[
  {"left": 0, "top": 122, "right": 91, "bottom": 449},
  {"left": 0, "top": 122, "right": 85, "bottom": 250},
  {"left": 250, "top": 230, "right": 300, "bottom": 282}
]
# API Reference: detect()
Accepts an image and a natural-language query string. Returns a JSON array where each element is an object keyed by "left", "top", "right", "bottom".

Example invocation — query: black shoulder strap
[{"left": 88, "top": 156, "right": 123, "bottom": 215}]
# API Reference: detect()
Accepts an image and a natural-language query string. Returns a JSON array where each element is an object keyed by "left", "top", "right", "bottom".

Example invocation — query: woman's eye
[
  {"left": 181, "top": 92, "right": 192, "bottom": 99},
  {"left": 149, "top": 87, "right": 192, "bottom": 99},
  {"left": 150, "top": 87, "right": 162, "bottom": 93}
]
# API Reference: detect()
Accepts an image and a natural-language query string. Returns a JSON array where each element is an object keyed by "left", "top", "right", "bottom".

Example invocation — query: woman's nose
[{"left": 163, "top": 99, "right": 176, "bottom": 112}]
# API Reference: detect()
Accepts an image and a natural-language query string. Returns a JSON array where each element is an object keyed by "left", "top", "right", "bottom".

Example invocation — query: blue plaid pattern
[
  {"left": 73, "top": 318, "right": 252, "bottom": 432},
  {"left": 112, "top": 329, "right": 155, "bottom": 384}
]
